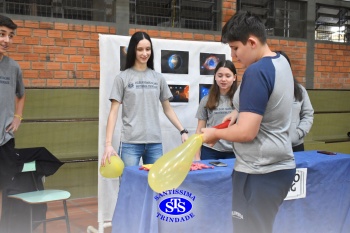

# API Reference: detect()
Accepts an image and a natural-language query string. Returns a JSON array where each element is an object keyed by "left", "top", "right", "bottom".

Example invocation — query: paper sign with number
[{"left": 285, "top": 168, "right": 307, "bottom": 200}]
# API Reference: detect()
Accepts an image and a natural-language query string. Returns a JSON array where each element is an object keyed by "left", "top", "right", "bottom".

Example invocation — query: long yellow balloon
[{"left": 148, "top": 134, "right": 203, "bottom": 193}]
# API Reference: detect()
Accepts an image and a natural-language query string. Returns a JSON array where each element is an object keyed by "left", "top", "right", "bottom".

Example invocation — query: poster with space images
[{"left": 98, "top": 34, "right": 231, "bottom": 225}]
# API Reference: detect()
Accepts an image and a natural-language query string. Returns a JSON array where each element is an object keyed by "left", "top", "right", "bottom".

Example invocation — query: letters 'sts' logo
[{"left": 159, "top": 198, "right": 192, "bottom": 215}]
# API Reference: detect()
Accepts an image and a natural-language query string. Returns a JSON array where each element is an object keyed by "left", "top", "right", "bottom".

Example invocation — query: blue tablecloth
[
  {"left": 273, "top": 150, "right": 350, "bottom": 233},
  {"left": 111, "top": 151, "right": 350, "bottom": 233}
]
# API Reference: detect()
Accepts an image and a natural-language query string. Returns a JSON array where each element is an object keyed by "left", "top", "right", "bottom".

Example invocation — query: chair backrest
[{"left": 22, "top": 161, "right": 36, "bottom": 172}]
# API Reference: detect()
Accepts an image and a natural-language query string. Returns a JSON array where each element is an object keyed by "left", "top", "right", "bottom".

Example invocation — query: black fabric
[
  {"left": 0, "top": 147, "right": 64, "bottom": 233},
  {"left": 0, "top": 139, "right": 21, "bottom": 190},
  {"left": 15, "top": 147, "right": 64, "bottom": 176},
  {"left": 292, "top": 143, "right": 305, "bottom": 152}
]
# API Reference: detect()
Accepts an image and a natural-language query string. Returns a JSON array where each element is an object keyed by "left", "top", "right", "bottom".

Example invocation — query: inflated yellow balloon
[
  {"left": 148, "top": 134, "right": 203, "bottom": 193},
  {"left": 100, "top": 156, "right": 124, "bottom": 178}
]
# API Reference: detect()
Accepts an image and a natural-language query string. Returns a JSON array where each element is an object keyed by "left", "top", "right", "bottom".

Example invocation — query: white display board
[{"left": 98, "top": 34, "right": 231, "bottom": 232}]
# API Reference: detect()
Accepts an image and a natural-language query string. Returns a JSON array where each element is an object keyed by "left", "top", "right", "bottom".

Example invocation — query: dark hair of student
[
  {"left": 0, "top": 14, "right": 17, "bottom": 30},
  {"left": 124, "top": 31, "right": 154, "bottom": 70},
  {"left": 221, "top": 11, "right": 266, "bottom": 45},
  {"left": 206, "top": 60, "right": 238, "bottom": 110},
  {"left": 278, "top": 51, "right": 303, "bottom": 102}
]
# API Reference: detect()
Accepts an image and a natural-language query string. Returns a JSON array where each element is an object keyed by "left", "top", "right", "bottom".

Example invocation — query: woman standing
[
  {"left": 195, "top": 60, "right": 238, "bottom": 160},
  {"left": 279, "top": 51, "right": 314, "bottom": 152},
  {"left": 101, "top": 31, "right": 188, "bottom": 167}
]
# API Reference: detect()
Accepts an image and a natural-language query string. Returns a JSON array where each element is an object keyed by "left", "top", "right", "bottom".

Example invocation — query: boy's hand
[
  {"left": 5, "top": 117, "right": 22, "bottom": 133},
  {"left": 201, "top": 128, "right": 219, "bottom": 147}
]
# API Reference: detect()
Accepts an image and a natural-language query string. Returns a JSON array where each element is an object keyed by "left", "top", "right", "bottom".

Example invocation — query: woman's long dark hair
[
  {"left": 124, "top": 31, "right": 154, "bottom": 70},
  {"left": 278, "top": 51, "right": 303, "bottom": 102},
  {"left": 206, "top": 60, "right": 238, "bottom": 110}
]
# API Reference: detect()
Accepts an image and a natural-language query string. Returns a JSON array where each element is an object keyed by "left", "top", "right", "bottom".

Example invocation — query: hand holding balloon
[
  {"left": 100, "top": 155, "right": 125, "bottom": 178},
  {"left": 200, "top": 127, "right": 219, "bottom": 147},
  {"left": 148, "top": 134, "right": 203, "bottom": 193},
  {"left": 148, "top": 121, "right": 231, "bottom": 193},
  {"left": 201, "top": 120, "right": 230, "bottom": 146}
]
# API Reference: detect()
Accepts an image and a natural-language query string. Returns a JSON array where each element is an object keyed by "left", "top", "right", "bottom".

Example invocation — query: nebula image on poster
[
  {"left": 161, "top": 50, "right": 189, "bottom": 74},
  {"left": 200, "top": 53, "right": 226, "bottom": 75},
  {"left": 120, "top": 46, "right": 127, "bottom": 71}
]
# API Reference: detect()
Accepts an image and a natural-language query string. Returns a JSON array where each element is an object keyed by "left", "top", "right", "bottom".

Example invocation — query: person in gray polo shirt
[
  {"left": 279, "top": 51, "right": 314, "bottom": 152},
  {"left": 195, "top": 60, "right": 237, "bottom": 160},
  {"left": 0, "top": 15, "right": 26, "bottom": 232},
  {"left": 101, "top": 31, "right": 188, "bottom": 167},
  {"left": 201, "top": 12, "right": 296, "bottom": 233}
]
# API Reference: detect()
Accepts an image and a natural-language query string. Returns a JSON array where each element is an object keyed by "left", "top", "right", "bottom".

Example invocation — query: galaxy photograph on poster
[
  {"left": 168, "top": 84, "right": 189, "bottom": 103},
  {"left": 120, "top": 46, "right": 128, "bottom": 71},
  {"left": 199, "top": 84, "right": 212, "bottom": 103},
  {"left": 161, "top": 50, "right": 189, "bottom": 74},
  {"left": 200, "top": 53, "right": 225, "bottom": 75}
]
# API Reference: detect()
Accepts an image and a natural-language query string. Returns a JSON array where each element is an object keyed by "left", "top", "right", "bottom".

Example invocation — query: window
[
  {"left": 315, "top": 4, "right": 350, "bottom": 43},
  {"left": 238, "top": 0, "right": 307, "bottom": 39},
  {"left": 0, "top": 0, "right": 116, "bottom": 23},
  {"left": 129, "top": 0, "right": 221, "bottom": 31}
]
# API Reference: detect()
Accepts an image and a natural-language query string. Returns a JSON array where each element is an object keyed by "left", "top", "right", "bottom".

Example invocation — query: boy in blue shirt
[{"left": 201, "top": 11, "right": 296, "bottom": 233}]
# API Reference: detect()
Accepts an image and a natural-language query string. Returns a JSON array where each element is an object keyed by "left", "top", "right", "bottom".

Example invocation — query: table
[
  {"left": 111, "top": 151, "right": 350, "bottom": 233},
  {"left": 273, "top": 150, "right": 350, "bottom": 233},
  {"left": 112, "top": 159, "right": 234, "bottom": 233}
]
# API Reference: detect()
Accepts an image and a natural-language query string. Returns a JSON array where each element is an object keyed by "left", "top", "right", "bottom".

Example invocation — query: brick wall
[
  {"left": 10, "top": 20, "right": 116, "bottom": 88},
  {"left": 6, "top": 0, "right": 349, "bottom": 89},
  {"left": 268, "top": 40, "right": 308, "bottom": 85},
  {"left": 314, "top": 43, "right": 350, "bottom": 89}
]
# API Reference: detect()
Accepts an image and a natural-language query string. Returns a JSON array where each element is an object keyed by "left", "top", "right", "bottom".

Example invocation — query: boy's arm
[
  {"left": 201, "top": 112, "right": 262, "bottom": 146},
  {"left": 6, "top": 94, "right": 26, "bottom": 133},
  {"left": 15, "top": 94, "right": 26, "bottom": 118}
]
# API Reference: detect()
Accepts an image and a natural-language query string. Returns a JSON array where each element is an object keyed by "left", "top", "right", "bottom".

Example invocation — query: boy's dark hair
[
  {"left": 125, "top": 31, "right": 154, "bottom": 70},
  {"left": 206, "top": 60, "right": 238, "bottom": 110},
  {"left": 0, "top": 14, "right": 17, "bottom": 30},
  {"left": 221, "top": 11, "right": 266, "bottom": 45},
  {"left": 278, "top": 51, "right": 303, "bottom": 102}
]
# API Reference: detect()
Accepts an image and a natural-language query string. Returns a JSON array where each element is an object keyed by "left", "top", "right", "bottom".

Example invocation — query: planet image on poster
[
  {"left": 168, "top": 54, "right": 182, "bottom": 70},
  {"left": 201, "top": 55, "right": 220, "bottom": 71}
]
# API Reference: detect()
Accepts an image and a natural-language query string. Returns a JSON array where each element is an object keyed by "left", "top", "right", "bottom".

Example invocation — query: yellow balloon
[
  {"left": 148, "top": 134, "right": 203, "bottom": 193},
  {"left": 100, "top": 155, "right": 124, "bottom": 178}
]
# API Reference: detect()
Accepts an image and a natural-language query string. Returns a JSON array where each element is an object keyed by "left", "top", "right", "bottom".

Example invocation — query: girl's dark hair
[
  {"left": 124, "top": 31, "right": 154, "bottom": 70},
  {"left": 278, "top": 51, "right": 303, "bottom": 102},
  {"left": 206, "top": 60, "right": 238, "bottom": 110}
]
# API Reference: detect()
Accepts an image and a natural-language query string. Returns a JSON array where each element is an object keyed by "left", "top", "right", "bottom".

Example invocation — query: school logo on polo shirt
[
  {"left": 127, "top": 82, "right": 134, "bottom": 88},
  {"left": 154, "top": 189, "right": 196, "bottom": 222}
]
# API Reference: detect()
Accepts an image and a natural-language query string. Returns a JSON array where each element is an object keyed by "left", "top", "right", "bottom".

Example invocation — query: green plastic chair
[{"left": 8, "top": 161, "right": 71, "bottom": 233}]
